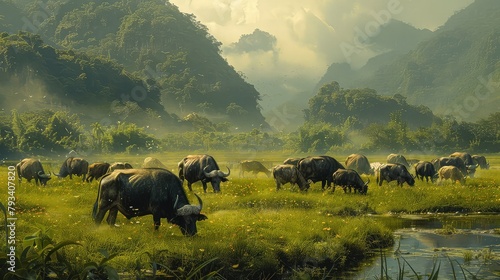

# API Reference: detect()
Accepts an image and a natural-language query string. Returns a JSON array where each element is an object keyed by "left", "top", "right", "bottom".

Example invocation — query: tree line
[{"left": 1, "top": 107, "right": 498, "bottom": 158}]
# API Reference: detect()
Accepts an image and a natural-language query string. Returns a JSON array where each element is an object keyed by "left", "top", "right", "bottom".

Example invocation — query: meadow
[{"left": 1, "top": 152, "right": 499, "bottom": 279}]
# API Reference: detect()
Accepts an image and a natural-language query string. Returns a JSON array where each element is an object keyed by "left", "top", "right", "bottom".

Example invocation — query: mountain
[
  {"left": 0, "top": 0, "right": 269, "bottom": 130},
  {"left": 0, "top": 32, "right": 177, "bottom": 130},
  {"left": 315, "top": 0, "right": 500, "bottom": 121},
  {"left": 314, "top": 20, "right": 433, "bottom": 95}
]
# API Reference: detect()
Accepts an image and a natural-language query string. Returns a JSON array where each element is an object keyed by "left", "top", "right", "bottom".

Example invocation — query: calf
[
  {"left": 438, "top": 166, "right": 466, "bottom": 185},
  {"left": 332, "top": 169, "right": 369, "bottom": 194},
  {"left": 272, "top": 164, "right": 310, "bottom": 191}
]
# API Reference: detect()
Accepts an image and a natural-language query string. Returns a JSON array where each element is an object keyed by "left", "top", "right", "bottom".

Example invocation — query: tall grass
[{"left": 1, "top": 153, "right": 499, "bottom": 278}]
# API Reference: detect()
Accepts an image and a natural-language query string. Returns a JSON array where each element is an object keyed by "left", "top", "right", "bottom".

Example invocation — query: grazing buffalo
[
  {"left": 297, "top": 156, "right": 344, "bottom": 191},
  {"left": 472, "top": 155, "right": 490, "bottom": 170},
  {"left": 377, "top": 164, "right": 415, "bottom": 187},
  {"left": 107, "top": 162, "right": 134, "bottom": 173},
  {"left": 55, "top": 157, "right": 89, "bottom": 182},
  {"left": 178, "top": 154, "right": 230, "bottom": 193},
  {"left": 450, "top": 152, "right": 478, "bottom": 177},
  {"left": 239, "top": 160, "right": 271, "bottom": 178},
  {"left": 431, "top": 157, "right": 468, "bottom": 177},
  {"left": 142, "top": 157, "right": 167, "bottom": 169},
  {"left": 438, "top": 166, "right": 465, "bottom": 185},
  {"left": 272, "top": 164, "right": 310, "bottom": 191},
  {"left": 92, "top": 168, "right": 207, "bottom": 236},
  {"left": 345, "top": 154, "right": 373, "bottom": 175},
  {"left": 387, "top": 154, "right": 410, "bottom": 169},
  {"left": 414, "top": 161, "right": 437, "bottom": 183},
  {"left": 86, "top": 162, "right": 110, "bottom": 183},
  {"left": 332, "top": 169, "right": 369, "bottom": 194},
  {"left": 16, "top": 158, "right": 52, "bottom": 186},
  {"left": 283, "top": 158, "right": 304, "bottom": 166}
]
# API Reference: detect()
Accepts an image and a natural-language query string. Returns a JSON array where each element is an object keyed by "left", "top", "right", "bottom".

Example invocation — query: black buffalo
[
  {"left": 472, "top": 155, "right": 490, "bottom": 170},
  {"left": 414, "top": 161, "right": 437, "bottom": 183},
  {"left": 93, "top": 168, "right": 207, "bottom": 236},
  {"left": 178, "top": 154, "right": 230, "bottom": 193},
  {"left": 377, "top": 164, "right": 415, "bottom": 187},
  {"left": 86, "top": 162, "right": 110, "bottom": 183},
  {"left": 332, "top": 169, "right": 369, "bottom": 194},
  {"left": 272, "top": 164, "right": 310, "bottom": 191},
  {"left": 16, "top": 158, "right": 52, "bottom": 186},
  {"left": 431, "top": 157, "right": 468, "bottom": 177},
  {"left": 239, "top": 160, "right": 271, "bottom": 178},
  {"left": 345, "top": 154, "right": 373, "bottom": 175},
  {"left": 450, "top": 152, "right": 478, "bottom": 177},
  {"left": 297, "top": 156, "right": 344, "bottom": 191},
  {"left": 55, "top": 157, "right": 89, "bottom": 182}
]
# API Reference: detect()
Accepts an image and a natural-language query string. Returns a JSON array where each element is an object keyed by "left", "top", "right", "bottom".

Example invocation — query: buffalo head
[
  {"left": 172, "top": 194, "right": 207, "bottom": 236},
  {"left": 203, "top": 166, "right": 230, "bottom": 193},
  {"left": 37, "top": 171, "right": 52, "bottom": 186}
]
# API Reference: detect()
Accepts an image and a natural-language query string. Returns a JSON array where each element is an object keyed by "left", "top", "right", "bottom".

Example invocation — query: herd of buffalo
[{"left": 15, "top": 152, "right": 490, "bottom": 236}]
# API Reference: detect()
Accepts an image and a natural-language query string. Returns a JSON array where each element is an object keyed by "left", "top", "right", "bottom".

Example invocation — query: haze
[{"left": 170, "top": 0, "right": 473, "bottom": 112}]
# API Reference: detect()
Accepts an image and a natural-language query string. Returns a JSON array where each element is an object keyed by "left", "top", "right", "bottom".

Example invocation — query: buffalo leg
[
  {"left": 275, "top": 181, "right": 281, "bottom": 191},
  {"left": 187, "top": 182, "right": 193, "bottom": 191},
  {"left": 106, "top": 207, "right": 118, "bottom": 226},
  {"left": 153, "top": 214, "right": 161, "bottom": 230},
  {"left": 202, "top": 182, "right": 208, "bottom": 193}
]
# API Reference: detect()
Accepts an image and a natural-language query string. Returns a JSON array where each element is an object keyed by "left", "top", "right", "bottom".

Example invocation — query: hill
[
  {"left": 0, "top": 0, "right": 268, "bottom": 130},
  {"left": 315, "top": 0, "right": 500, "bottom": 121}
]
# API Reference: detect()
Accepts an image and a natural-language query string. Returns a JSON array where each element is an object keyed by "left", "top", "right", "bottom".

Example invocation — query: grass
[{"left": 1, "top": 152, "right": 499, "bottom": 278}]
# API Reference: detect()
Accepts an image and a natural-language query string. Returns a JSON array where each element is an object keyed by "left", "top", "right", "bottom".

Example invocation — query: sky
[{"left": 169, "top": 0, "right": 474, "bottom": 112}]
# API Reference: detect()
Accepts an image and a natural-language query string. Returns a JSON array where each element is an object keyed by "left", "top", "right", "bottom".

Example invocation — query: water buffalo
[
  {"left": 55, "top": 157, "right": 89, "bottom": 182},
  {"left": 272, "top": 164, "right": 310, "bottom": 191},
  {"left": 431, "top": 157, "right": 468, "bottom": 177},
  {"left": 472, "top": 155, "right": 489, "bottom": 170},
  {"left": 107, "top": 162, "right": 134, "bottom": 173},
  {"left": 377, "top": 164, "right": 415, "bottom": 187},
  {"left": 16, "top": 158, "right": 52, "bottom": 186},
  {"left": 92, "top": 168, "right": 207, "bottom": 236},
  {"left": 438, "top": 166, "right": 465, "bottom": 185},
  {"left": 332, "top": 169, "right": 369, "bottom": 194},
  {"left": 239, "top": 160, "right": 271, "bottom": 178},
  {"left": 387, "top": 154, "right": 410, "bottom": 169},
  {"left": 370, "top": 162, "right": 383, "bottom": 173},
  {"left": 86, "top": 162, "right": 110, "bottom": 183},
  {"left": 283, "top": 157, "right": 304, "bottom": 166},
  {"left": 178, "top": 154, "right": 230, "bottom": 193},
  {"left": 450, "top": 152, "right": 478, "bottom": 177},
  {"left": 414, "top": 161, "right": 437, "bottom": 183},
  {"left": 345, "top": 154, "right": 373, "bottom": 175},
  {"left": 142, "top": 157, "right": 167, "bottom": 169},
  {"left": 297, "top": 156, "right": 344, "bottom": 191}
]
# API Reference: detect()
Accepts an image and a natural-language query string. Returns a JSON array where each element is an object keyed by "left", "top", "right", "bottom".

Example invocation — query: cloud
[{"left": 170, "top": 0, "right": 474, "bottom": 111}]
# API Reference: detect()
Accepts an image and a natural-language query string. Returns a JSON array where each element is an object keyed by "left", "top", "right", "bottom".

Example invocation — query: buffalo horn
[
  {"left": 38, "top": 171, "right": 50, "bottom": 178},
  {"left": 173, "top": 195, "right": 179, "bottom": 209},
  {"left": 203, "top": 166, "right": 218, "bottom": 178},
  {"left": 194, "top": 193, "right": 203, "bottom": 212},
  {"left": 364, "top": 178, "right": 370, "bottom": 186},
  {"left": 217, "top": 167, "right": 231, "bottom": 177}
]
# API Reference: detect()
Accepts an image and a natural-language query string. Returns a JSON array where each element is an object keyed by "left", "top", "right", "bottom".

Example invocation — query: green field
[{"left": 1, "top": 152, "right": 499, "bottom": 279}]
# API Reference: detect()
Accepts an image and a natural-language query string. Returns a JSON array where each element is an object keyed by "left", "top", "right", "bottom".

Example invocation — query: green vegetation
[
  {"left": 0, "top": 0, "right": 268, "bottom": 130},
  {"left": 1, "top": 154, "right": 499, "bottom": 278},
  {"left": 316, "top": 0, "right": 500, "bottom": 121}
]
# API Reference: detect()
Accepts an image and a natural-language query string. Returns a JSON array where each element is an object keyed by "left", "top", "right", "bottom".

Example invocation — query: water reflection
[{"left": 349, "top": 214, "right": 500, "bottom": 279}]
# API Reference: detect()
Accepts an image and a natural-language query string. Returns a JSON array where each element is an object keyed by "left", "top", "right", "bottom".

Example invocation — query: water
[{"left": 348, "top": 214, "right": 500, "bottom": 279}]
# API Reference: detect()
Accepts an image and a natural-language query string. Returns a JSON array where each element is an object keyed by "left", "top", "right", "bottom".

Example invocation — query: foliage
[{"left": 0, "top": 0, "right": 268, "bottom": 129}]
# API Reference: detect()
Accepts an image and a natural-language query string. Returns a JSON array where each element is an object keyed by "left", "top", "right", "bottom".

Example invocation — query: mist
[{"left": 170, "top": 0, "right": 473, "bottom": 112}]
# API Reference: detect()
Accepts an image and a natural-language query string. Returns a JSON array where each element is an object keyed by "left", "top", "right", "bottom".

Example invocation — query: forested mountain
[
  {"left": 0, "top": 32, "right": 175, "bottom": 129},
  {"left": 305, "top": 82, "right": 437, "bottom": 129},
  {"left": 315, "top": 0, "right": 500, "bottom": 121},
  {"left": 0, "top": 0, "right": 268, "bottom": 130}
]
